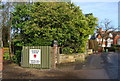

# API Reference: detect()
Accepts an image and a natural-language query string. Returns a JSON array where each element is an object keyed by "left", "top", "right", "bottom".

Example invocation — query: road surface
[
  {"left": 82, "top": 52, "right": 119, "bottom": 79},
  {"left": 2, "top": 52, "right": 120, "bottom": 79}
]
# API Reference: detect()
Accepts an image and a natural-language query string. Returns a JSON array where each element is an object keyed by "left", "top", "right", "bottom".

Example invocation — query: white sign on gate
[{"left": 29, "top": 49, "right": 41, "bottom": 64}]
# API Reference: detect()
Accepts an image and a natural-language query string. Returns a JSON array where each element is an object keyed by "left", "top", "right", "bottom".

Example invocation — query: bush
[
  {"left": 3, "top": 52, "right": 10, "bottom": 60},
  {"left": 61, "top": 47, "right": 74, "bottom": 54},
  {"left": 111, "top": 45, "right": 120, "bottom": 47},
  {"left": 104, "top": 47, "right": 116, "bottom": 52},
  {"left": 11, "top": 55, "right": 17, "bottom": 63},
  {"left": 12, "top": 50, "right": 21, "bottom": 65},
  {"left": 12, "top": 46, "right": 22, "bottom": 65},
  {"left": 12, "top": 2, "right": 97, "bottom": 54}
]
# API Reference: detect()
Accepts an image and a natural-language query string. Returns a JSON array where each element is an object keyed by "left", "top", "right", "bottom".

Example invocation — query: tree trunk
[{"left": 8, "top": 2, "right": 13, "bottom": 60}]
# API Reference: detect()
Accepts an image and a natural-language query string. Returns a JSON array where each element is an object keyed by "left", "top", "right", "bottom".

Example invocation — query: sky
[
  {"left": 72, "top": 2, "right": 118, "bottom": 28},
  {"left": 1, "top": 0, "right": 119, "bottom": 28},
  {"left": 71, "top": 0, "right": 119, "bottom": 2}
]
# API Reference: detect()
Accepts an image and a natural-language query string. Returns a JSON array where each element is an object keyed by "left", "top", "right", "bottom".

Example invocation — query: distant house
[{"left": 90, "top": 28, "right": 120, "bottom": 47}]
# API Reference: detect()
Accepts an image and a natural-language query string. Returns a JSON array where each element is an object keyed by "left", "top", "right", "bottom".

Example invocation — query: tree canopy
[{"left": 12, "top": 2, "right": 98, "bottom": 54}]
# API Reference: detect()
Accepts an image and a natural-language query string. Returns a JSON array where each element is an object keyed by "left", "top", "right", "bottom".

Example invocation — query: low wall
[{"left": 58, "top": 54, "right": 88, "bottom": 63}]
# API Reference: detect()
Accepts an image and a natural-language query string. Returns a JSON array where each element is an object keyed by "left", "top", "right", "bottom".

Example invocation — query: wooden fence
[
  {"left": 88, "top": 40, "right": 98, "bottom": 51},
  {"left": 21, "top": 46, "right": 52, "bottom": 69}
]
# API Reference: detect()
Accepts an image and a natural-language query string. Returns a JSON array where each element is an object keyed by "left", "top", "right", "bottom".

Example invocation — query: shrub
[
  {"left": 12, "top": 50, "right": 21, "bottom": 65},
  {"left": 12, "top": 2, "right": 98, "bottom": 54},
  {"left": 12, "top": 46, "right": 22, "bottom": 65},
  {"left": 3, "top": 52, "right": 10, "bottom": 60},
  {"left": 62, "top": 47, "right": 74, "bottom": 54}
]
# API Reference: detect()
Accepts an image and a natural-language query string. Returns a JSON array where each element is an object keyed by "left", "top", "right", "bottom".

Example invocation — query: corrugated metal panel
[{"left": 21, "top": 46, "right": 52, "bottom": 69}]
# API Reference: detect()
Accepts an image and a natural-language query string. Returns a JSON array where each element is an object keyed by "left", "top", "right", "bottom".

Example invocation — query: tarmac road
[
  {"left": 101, "top": 52, "right": 119, "bottom": 79},
  {"left": 56, "top": 52, "right": 119, "bottom": 79}
]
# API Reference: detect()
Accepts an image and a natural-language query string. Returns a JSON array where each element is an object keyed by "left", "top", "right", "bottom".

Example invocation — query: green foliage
[
  {"left": 3, "top": 49, "right": 21, "bottom": 64},
  {"left": 3, "top": 52, "right": 10, "bottom": 60},
  {"left": 12, "top": 2, "right": 98, "bottom": 54},
  {"left": 110, "top": 44, "right": 120, "bottom": 51},
  {"left": 11, "top": 50, "right": 21, "bottom": 64},
  {"left": 105, "top": 47, "right": 115, "bottom": 52},
  {"left": 62, "top": 47, "right": 74, "bottom": 54},
  {"left": 112, "top": 45, "right": 120, "bottom": 47}
]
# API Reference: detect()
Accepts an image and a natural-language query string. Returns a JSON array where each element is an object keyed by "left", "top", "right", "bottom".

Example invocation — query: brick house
[
  {"left": 95, "top": 28, "right": 120, "bottom": 47},
  {"left": 89, "top": 28, "right": 120, "bottom": 48}
]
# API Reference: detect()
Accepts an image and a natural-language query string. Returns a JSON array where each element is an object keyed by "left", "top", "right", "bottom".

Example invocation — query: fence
[
  {"left": 21, "top": 46, "right": 52, "bottom": 69},
  {"left": 88, "top": 40, "right": 98, "bottom": 52}
]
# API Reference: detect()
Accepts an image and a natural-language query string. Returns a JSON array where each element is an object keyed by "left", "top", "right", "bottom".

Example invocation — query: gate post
[
  {"left": 0, "top": 48, "right": 3, "bottom": 80},
  {"left": 52, "top": 40, "right": 58, "bottom": 69}
]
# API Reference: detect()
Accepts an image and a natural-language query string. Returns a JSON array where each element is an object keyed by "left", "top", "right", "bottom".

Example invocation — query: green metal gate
[{"left": 21, "top": 46, "right": 52, "bottom": 69}]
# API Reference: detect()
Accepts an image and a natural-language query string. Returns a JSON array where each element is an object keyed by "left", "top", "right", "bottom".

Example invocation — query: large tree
[
  {"left": 0, "top": 2, "right": 11, "bottom": 47},
  {"left": 12, "top": 2, "right": 98, "bottom": 54},
  {"left": 0, "top": 2, "right": 14, "bottom": 59}
]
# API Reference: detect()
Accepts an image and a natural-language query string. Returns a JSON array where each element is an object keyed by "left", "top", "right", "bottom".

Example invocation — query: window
[
  {"left": 96, "top": 38, "right": 99, "bottom": 41},
  {"left": 103, "top": 39, "right": 105, "bottom": 41},
  {"left": 117, "top": 39, "right": 120, "bottom": 45},
  {"left": 96, "top": 38, "right": 102, "bottom": 41},
  {"left": 107, "top": 42, "right": 111, "bottom": 47},
  {"left": 111, "top": 39, "right": 113, "bottom": 41},
  {"left": 109, "top": 33, "right": 113, "bottom": 37}
]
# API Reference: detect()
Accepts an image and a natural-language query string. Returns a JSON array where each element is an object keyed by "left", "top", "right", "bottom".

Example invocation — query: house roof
[{"left": 90, "top": 28, "right": 120, "bottom": 40}]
